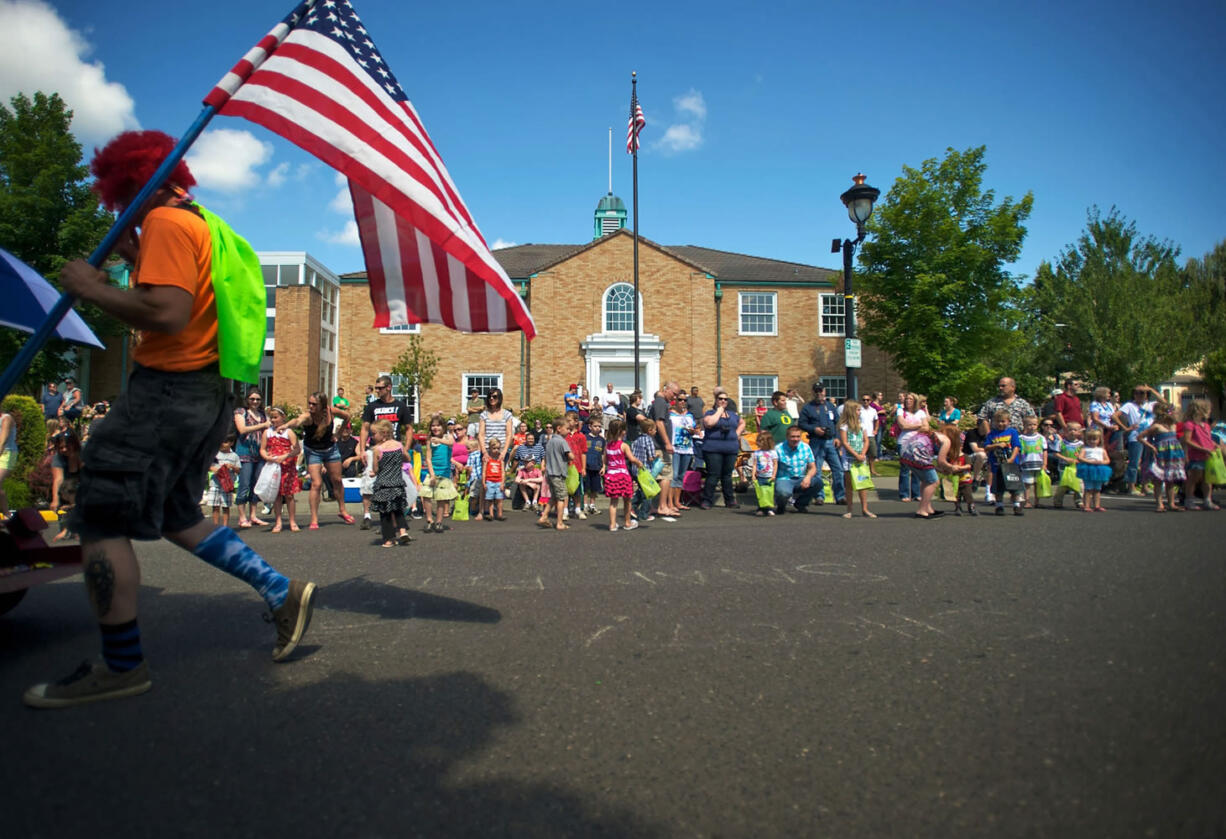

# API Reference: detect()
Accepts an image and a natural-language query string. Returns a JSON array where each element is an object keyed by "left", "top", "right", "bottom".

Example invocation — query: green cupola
[{"left": 594, "top": 192, "right": 627, "bottom": 240}]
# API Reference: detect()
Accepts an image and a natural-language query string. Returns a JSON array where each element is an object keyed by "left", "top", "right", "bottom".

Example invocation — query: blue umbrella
[{"left": 0, "top": 246, "right": 104, "bottom": 349}]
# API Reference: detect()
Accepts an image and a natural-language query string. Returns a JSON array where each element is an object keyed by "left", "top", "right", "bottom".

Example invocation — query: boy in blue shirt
[
  {"left": 983, "top": 409, "right": 1022, "bottom": 516},
  {"left": 583, "top": 414, "right": 606, "bottom": 514}
]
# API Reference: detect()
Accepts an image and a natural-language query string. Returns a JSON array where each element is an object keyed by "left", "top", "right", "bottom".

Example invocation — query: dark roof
[
  {"left": 666, "top": 245, "right": 838, "bottom": 285},
  {"left": 341, "top": 229, "right": 838, "bottom": 284}
]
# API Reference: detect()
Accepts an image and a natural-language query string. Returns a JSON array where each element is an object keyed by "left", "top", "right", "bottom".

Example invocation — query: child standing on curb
[
  {"left": 1052, "top": 422, "right": 1085, "bottom": 510},
  {"left": 983, "top": 409, "right": 1022, "bottom": 516},
  {"left": 368, "top": 420, "right": 411, "bottom": 546},
  {"left": 207, "top": 435, "right": 240, "bottom": 527},
  {"left": 603, "top": 419, "right": 643, "bottom": 531},
  {"left": 838, "top": 408, "right": 875, "bottom": 519},
  {"left": 1076, "top": 428, "right": 1112, "bottom": 512},
  {"left": 483, "top": 439, "right": 507, "bottom": 521},
  {"left": 752, "top": 430, "right": 779, "bottom": 517},
  {"left": 538, "top": 417, "right": 572, "bottom": 530},
  {"left": 1140, "top": 402, "right": 1186, "bottom": 512},
  {"left": 630, "top": 417, "right": 658, "bottom": 522},
  {"left": 1018, "top": 416, "right": 1047, "bottom": 508}
]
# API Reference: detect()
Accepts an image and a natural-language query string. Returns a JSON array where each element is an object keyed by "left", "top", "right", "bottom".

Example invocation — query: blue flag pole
[{"left": 0, "top": 105, "right": 219, "bottom": 398}]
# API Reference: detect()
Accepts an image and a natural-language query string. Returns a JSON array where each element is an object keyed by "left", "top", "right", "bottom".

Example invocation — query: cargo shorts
[{"left": 69, "top": 363, "right": 232, "bottom": 541}]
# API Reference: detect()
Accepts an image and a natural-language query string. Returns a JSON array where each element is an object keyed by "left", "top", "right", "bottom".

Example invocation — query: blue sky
[{"left": 2, "top": 0, "right": 1223, "bottom": 281}]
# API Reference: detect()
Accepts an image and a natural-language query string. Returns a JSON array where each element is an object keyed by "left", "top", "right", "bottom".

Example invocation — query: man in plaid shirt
[{"left": 774, "top": 426, "right": 819, "bottom": 514}]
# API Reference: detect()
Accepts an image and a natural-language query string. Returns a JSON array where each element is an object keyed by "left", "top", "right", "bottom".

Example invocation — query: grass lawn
[{"left": 873, "top": 460, "right": 900, "bottom": 479}]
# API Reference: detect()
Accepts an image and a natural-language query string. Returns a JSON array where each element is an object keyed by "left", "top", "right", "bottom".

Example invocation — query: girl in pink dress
[{"left": 603, "top": 419, "right": 644, "bottom": 532}]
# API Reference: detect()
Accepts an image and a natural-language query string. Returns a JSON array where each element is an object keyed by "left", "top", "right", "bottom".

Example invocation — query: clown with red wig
[{"left": 23, "top": 131, "right": 317, "bottom": 709}]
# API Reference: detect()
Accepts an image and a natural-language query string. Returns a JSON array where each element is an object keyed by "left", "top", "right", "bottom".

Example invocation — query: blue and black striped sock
[{"left": 101, "top": 618, "right": 143, "bottom": 673}]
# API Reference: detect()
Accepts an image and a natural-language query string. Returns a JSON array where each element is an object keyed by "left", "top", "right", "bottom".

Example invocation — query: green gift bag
[
  {"left": 637, "top": 468, "right": 661, "bottom": 499},
  {"left": 823, "top": 481, "right": 834, "bottom": 503},
  {"left": 1059, "top": 465, "right": 1083, "bottom": 494},
  {"left": 1035, "top": 469, "right": 1053, "bottom": 498},
  {"left": 1205, "top": 449, "right": 1226, "bottom": 484},
  {"left": 451, "top": 492, "right": 470, "bottom": 521},
  {"left": 850, "top": 462, "right": 875, "bottom": 491},
  {"left": 565, "top": 464, "right": 581, "bottom": 496},
  {"left": 754, "top": 480, "right": 775, "bottom": 508}
]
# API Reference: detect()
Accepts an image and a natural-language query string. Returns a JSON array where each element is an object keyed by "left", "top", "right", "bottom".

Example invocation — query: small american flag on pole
[
  {"left": 626, "top": 85, "right": 646, "bottom": 154},
  {"left": 204, "top": 0, "right": 534, "bottom": 337}
]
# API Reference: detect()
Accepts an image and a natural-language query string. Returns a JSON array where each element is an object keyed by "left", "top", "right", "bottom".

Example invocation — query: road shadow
[
  {"left": 321, "top": 576, "right": 502, "bottom": 623},
  {"left": 7, "top": 666, "right": 661, "bottom": 838}
]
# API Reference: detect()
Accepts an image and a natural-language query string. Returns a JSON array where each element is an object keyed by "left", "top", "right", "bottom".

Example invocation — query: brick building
[{"left": 316, "top": 193, "right": 903, "bottom": 420}]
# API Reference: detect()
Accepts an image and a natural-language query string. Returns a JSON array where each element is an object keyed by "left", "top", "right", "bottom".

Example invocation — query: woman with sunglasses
[{"left": 233, "top": 388, "right": 271, "bottom": 528}]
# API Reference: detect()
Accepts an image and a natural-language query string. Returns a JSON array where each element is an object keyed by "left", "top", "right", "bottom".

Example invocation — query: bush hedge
[{"left": 2, "top": 394, "right": 48, "bottom": 509}]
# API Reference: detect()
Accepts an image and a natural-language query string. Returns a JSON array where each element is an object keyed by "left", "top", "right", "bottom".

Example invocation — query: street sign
[{"left": 844, "top": 338, "right": 862, "bottom": 368}]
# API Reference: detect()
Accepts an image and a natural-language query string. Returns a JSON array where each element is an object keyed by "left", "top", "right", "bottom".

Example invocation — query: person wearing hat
[
  {"left": 59, "top": 377, "right": 84, "bottom": 421},
  {"left": 32, "top": 130, "right": 315, "bottom": 708},
  {"left": 798, "top": 382, "right": 844, "bottom": 505}
]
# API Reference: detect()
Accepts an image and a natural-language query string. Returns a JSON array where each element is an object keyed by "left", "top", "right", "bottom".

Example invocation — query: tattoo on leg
[{"left": 84, "top": 551, "right": 116, "bottom": 618}]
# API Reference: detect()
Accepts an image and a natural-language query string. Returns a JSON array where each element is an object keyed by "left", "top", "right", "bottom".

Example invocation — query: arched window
[{"left": 603, "top": 282, "right": 640, "bottom": 333}]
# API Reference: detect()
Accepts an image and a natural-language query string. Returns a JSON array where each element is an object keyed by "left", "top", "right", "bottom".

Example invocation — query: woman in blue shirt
[
  {"left": 700, "top": 395, "right": 745, "bottom": 509},
  {"left": 938, "top": 396, "right": 962, "bottom": 425}
]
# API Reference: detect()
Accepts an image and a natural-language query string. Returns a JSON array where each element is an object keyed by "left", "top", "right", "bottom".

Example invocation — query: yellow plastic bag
[
  {"left": 754, "top": 480, "right": 775, "bottom": 508},
  {"left": 1035, "top": 470, "right": 1052, "bottom": 498},
  {"left": 636, "top": 468, "right": 661, "bottom": 499},
  {"left": 1206, "top": 449, "right": 1226, "bottom": 484},
  {"left": 565, "top": 464, "right": 581, "bottom": 496},
  {"left": 849, "top": 462, "right": 875, "bottom": 492},
  {"left": 1059, "top": 465, "right": 1083, "bottom": 494}
]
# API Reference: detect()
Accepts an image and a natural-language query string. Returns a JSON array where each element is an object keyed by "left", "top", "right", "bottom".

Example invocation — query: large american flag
[
  {"left": 204, "top": 0, "right": 535, "bottom": 337},
  {"left": 626, "top": 86, "right": 646, "bottom": 155}
]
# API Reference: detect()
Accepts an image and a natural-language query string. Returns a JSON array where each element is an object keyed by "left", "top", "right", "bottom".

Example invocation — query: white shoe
[
  {"left": 625, "top": 520, "right": 639, "bottom": 531},
  {"left": 577, "top": 510, "right": 587, "bottom": 520}
]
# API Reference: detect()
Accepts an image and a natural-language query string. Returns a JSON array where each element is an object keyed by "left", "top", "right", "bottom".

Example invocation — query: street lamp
[{"left": 831, "top": 173, "right": 880, "bottom": 402}]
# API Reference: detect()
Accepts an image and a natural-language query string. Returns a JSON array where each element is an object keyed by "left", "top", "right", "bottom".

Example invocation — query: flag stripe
[{"left": 210, "top": 3, "right": 534, "bottom": 337}]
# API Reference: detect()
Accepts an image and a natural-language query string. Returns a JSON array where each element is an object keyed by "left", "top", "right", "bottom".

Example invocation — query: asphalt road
[{"left": 2, "top": 493, "right": 1223, "bottom": 838}]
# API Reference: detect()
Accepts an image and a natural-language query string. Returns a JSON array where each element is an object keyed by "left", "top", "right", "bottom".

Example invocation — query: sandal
[
  {"left": 864, "top": 511, "right": 878, "bottom": 518},
  {"left": 238, "top": 519, "right": 252, "bottom": 529},
  {"left": 338, "top": 512, "right": 356, "bottom": 524},
  {"left": 270, "top": 524, "right": 283, "bottom": 533},
  {"left": 251, "top": 517, "right": 269, "bottom": 527},
  {"left": 842, "top": 513, "right": 852, "bottom": 519},
  {"left": 289, "top": 523, "right": 301, "bottom": 532},
  {"left": 495, "top": 515, "right": 507, "bottom": 521}
]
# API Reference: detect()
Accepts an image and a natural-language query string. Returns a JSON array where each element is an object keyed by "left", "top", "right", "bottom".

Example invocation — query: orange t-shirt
[{"left": 130, "top": 206, "right": 219, "bottom": 371}]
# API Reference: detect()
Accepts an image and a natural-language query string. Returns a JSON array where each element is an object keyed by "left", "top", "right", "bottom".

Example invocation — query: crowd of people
[{"left": 192, "top": 374, "right": 1226, "bottom": 539}]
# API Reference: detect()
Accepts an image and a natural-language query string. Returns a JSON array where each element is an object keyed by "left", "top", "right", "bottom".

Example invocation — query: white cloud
[
  {"left": 329, "top": 187, "right": 353, "bottom": 214},
  {"left": 266, "top": 162, "right": 291, "bottom": 188},
  {"left": 0, "top": 0, "right": 138, "bottom": 144},
  {"left": 186, "top": 128, "right": 274, "bottom": 193},
  {"left": 674, "top": 90, "right": 707, "bottom": 121},
  {"left": 657, "top": 124, "right": 703, "bottom": 153},
  {"left": 653, "top": 88, "right": 706, "bottom": 154},
  {"left": 491, "top": 238, "right": 517, "bottom": 250},
  {"left": 318, "top": 220, "right": 361, "bottom": 247}
]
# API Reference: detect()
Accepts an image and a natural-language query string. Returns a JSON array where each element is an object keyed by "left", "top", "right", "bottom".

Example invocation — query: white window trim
[
  {"left": 820, "top": 375, "right": 848, "bottom": 400},
  {"left": 602, "top": 282, "right": 643, "bottom": 334},
  {"left": 461, "top": 372, "right": 503, "bottom": 416},
  {"left": 738, "top": 375, "right": 778, "bottom": 412},
  {"left": 379, "top": 323, "right": 422, "bottom": 334},
  {"left": 818, "top": 293, "right": 846, "bottom": 337},
  {"left": 737, "top": 291, "right": 777, "bottom": 336}
]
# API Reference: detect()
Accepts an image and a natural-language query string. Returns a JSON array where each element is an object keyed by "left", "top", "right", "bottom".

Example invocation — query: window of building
[
  {"left": 820, "top": 376, "right": 847, "bottom": 400},
  {"left": 739, "top": 375, "right": 778, "bottom": 411},
  {"left": 819, "top": 293, "right": 845, "bottom": 337},
  {"left": 603, "top": 283, "right": 640, "bottom": 333},
  {"left": 738, "top": 292, "right": 776, "bottom": 335},
  {"left": 378, "top": 371, "right": 419, "bottom": 424},
  {"left": 463, "top": 373, "right": 503, "bottom": 413},
  {"left": 379, "top": 323, "right": 422, "bottom": 334}
]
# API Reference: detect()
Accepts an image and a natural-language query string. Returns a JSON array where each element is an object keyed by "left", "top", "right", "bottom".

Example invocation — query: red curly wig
[{"left": 90, "top": 130, "right": 196, "bottom": 212}]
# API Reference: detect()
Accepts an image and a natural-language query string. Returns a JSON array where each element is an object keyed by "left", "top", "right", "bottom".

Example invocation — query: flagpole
[
  {"left": 631, "top": 72, "right": 641, "bottom": 396},
  {"left": 0, "top": 105, "right": 219, "bottom": 397}
]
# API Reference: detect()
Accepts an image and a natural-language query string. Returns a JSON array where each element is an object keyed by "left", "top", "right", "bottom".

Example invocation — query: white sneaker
[
  {"left": 562, "top": 510, "right": 569, "bottom": 520},
  {"left": 577, "top": 510, "right": 588, "bottom": 520}
]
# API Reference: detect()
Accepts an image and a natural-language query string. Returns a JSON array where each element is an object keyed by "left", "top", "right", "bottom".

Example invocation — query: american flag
[
  {"left": 627, "top": 87, "right": 646, "bottom": 155},
  {"left": 204, "top": 0, "right": 535, "bottom": 337}
]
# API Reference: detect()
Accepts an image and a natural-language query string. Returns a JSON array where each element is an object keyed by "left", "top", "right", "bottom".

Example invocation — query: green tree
[
  {"left": 390, "top": 333, "right": 439, "bottom": 414},
  {"left": 1184, "top": 239, "right": 1226, "bottom": 409},
  {"left": 0, "top": 91, "right": 115, "bottom": 394},
  {"left": 1031, "top": 208, "right": 1199, "bottom": 393},
  {"left": 856, "top": 146, "right": 1034, "bottom": 406}
]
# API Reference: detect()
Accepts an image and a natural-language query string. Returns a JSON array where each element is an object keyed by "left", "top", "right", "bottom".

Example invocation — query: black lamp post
[{"left": 832, "top": 173, "right": 880, "bottom": 402}]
